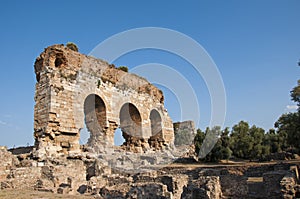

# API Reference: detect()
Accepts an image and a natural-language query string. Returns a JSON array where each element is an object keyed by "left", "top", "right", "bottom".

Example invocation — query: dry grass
[{"left": 0, "top": 189, "right": 94, "bottom": 199}]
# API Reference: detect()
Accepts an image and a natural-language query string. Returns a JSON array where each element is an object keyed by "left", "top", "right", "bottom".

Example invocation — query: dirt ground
[{"left": 0, "top": 189, "right": 94, "bottom": 199}]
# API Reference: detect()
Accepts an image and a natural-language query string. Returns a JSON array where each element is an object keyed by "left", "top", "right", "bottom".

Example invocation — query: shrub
[
  {"left": 66, "top": 42, "right": 79, "bottom": 52},
  {"left": 118, "top": 66, "right": 128, "bottom": 72}
]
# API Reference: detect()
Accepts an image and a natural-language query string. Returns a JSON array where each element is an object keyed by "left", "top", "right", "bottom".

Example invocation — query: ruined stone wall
[
  {"left": 173, "top": 120, "right": 196, "bottom": 147},
  {"left": 173, "top": 120, "right": 196, "bottom": 135},
  {"left": 0, "top": 147, "right": 18, "bottom": 183},
  {"left": 33, "top": 45, "right": 174, "bottom": 155},
  {"left": 1, "top": 146, "right": 300, "bottom": 199}
]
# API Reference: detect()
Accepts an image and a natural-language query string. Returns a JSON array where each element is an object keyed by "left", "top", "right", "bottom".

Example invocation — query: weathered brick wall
[
  {"left": 4, "top": 167, "right": 42, "bottom": 189},
  {"left": 33, "top": 45, "right": 174, "bottom": 155},
  {"left": 0, "top": 148, "right": 18, "bottom": 182}
]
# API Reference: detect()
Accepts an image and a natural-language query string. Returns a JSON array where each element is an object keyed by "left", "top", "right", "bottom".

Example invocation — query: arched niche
[
  {"left": 83, "top": 94, "right": 107, "bottom": 141},
  {"left": 119, "top": 103, "right": 142, "bottom": 139},
  {"left": 149, "top": 109, "right": 163, "bottom": 148}
]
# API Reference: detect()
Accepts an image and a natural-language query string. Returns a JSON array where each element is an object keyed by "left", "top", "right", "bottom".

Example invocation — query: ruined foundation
[{"left": 1, "top": 147, "right": 300, "bottom": 198}]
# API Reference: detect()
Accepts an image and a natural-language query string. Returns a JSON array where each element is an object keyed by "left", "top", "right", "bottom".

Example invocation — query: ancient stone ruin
[
  {"left": 33, "top": 44, "right": 174, "bottom": 157},
  {"left": 0, "top": 44, "right": 299, "bottom": 198},
  {"left": 1, "top": 145, "right": 300, "bottom": 198}
]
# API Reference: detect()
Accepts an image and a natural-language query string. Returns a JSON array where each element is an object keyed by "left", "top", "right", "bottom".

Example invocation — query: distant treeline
[{"left": 194, "top": 63, "right": 300, "bottom": 162}]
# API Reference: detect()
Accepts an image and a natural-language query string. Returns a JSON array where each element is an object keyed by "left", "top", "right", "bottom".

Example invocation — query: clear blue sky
[{"left": 0, "top": 0, "right": 299, "bottom": 147}]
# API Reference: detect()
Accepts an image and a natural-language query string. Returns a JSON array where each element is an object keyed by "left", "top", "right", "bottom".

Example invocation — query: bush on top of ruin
[
  {"left": 66, "top": 42, "right": 79, "bottom": 52},
  {"left": 118, "top": 66, "right": 128, "bottom": 72}
]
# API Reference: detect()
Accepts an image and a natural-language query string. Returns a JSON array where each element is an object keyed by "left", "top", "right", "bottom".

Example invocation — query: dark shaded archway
[
  {"left": 83, "top": 94, "right": 106, "bottom": 142},
  {"left": 54, "top": 53, "right": 67, "bottom": 67},
  {"left": 119, "top": 103, "right": 142, "bottom": 138},
  {"left": 149, "top": 109, "right": 163, "bottom": 148},
  {"left": 150, "top": 110, "right": 162, "bottom": 137}
]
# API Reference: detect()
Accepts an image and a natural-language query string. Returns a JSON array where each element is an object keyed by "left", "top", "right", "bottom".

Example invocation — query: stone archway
[
  {"left": 119, "top": 103, "right": 148, "bottom": 152},
  {"left": 149, "top": 109, "right": 164, "bottom": 149},
  {"left": 83, "top": 94, "right": 107, "bottom": 146},
  {"left": 33, "top": 45, "right": 174, "bottom": 155},
  {"left": 119, "top": 103, "right": 142, "bottom": 138}
]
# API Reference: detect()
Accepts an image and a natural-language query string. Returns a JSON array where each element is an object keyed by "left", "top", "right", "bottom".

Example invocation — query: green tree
[
  {"left": 194, "top": 129, "right": 205, "bottom": 155},
  {"left": 221, "top": 127, "right": 231, "bottom": 148},
  {"left": 230, "top": 121, "right": 254, "bottom": 159},
  {"left": 194, "top": 127, "right": 232, "bottom": 162},
  {"left": 263, "top": 129, "right": 283, "bottom": 154},
  {"left": 274, "top": 112, "right": 300, "bottom": 152},
  {"left": 273, "top": 61, "right": 299, "bottom": 153},
  {"left": 249, "top": 125, "right": 268, "bottom": 159},
  {"left": 229, "top": 121, "right": 270, "bottom": 160},
  {"left": 291, "top": 80, "right": 300, "bottom": 109}
]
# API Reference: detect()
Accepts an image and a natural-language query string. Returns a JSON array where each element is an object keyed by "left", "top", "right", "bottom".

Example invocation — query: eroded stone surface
[
  {"left": 33, "top": 44, "right": 174, "bottom": 156},
  {"left": 1, "top": 146, "right": 299, "bottom": 199}
]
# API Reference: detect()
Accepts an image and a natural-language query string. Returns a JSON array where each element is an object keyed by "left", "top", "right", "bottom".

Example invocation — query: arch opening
[
  {"left": 79, "top": 123, "right": 89, "bottom": 145},
  {"left": 119, "top": 103, "right": 142, "bottom": 139},
  {"left": 83, "top": 94, "right": 107, "bottom": 145},
  {"left": 149, "top": 109, "right": 163, "bottom": 149},
  {"left": 114, "top": 128, "right": 125, "bottom": 146}
]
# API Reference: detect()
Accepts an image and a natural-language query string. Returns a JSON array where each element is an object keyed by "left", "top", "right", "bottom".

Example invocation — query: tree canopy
[
  {"left": 193, "top": 60, "right": 300, "bottom": 162},
  {"left": 291, "top": 80, "right": 300, "bottom": 109}
]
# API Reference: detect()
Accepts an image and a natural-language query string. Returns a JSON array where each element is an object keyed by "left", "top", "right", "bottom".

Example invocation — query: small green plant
[
  {"left": 118, "top": 66, "right": 128, "bottom": 72},
  {"left": 97, "top": 79, "right": 101, "bottom": 88},
  {"left": 66, "top": 42, "right": 79, "bottom": 52}
]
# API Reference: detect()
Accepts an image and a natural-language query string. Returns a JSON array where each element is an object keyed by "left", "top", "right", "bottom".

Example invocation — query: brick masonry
[{"left": 33, "top": 44, "right": 174, "bottom": 155}]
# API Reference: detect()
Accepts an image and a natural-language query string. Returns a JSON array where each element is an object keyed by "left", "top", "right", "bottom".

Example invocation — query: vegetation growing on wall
[
  {"left": 66, "top": 42, "right": 79, "bottom": 52},
  {"left": 118, "top": 66, "right": 128, "bottom": 72}
]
